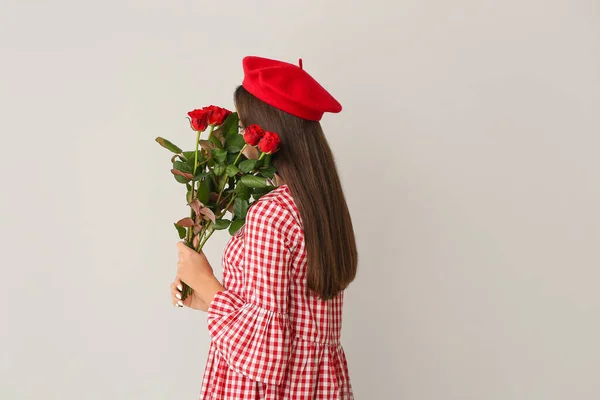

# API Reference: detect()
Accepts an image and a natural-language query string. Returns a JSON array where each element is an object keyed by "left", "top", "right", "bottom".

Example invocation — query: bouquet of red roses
[{"left": 156, "top": 105, "right": 281, "bottom": 299}]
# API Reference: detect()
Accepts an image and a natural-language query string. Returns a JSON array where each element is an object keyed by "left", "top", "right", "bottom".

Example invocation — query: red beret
[{"left": 242, "top": 56, "right": 342, "bottom": 121}]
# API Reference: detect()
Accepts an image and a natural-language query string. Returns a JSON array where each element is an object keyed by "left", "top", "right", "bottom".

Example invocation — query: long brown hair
[{"left": 234, "top": 85, "right": 357, "bottom": 300}]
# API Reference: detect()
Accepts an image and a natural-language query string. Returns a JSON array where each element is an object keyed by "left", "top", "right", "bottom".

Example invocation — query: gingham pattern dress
[{"left": 200, "top": 184, "right": 354, "bottom": 400}]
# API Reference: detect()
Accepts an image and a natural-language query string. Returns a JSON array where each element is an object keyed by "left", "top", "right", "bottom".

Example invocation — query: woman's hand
[
  {"left": 170, "top": 276, "right": 208, "bottom": 311},
  {"left": 176, "top": 242, "right": 213, "bottom": 287},
  {"left": 175, "top": 242, "right": 225, "bottom": 307}
]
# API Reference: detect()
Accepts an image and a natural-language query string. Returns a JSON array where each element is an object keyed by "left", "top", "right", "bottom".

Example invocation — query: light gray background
[{"left": 1, "top": 0, "right": 599, "bottom": 399}]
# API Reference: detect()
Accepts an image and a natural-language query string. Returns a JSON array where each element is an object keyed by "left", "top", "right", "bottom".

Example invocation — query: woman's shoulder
[
  {"left": 253, "top": 184, "right": 286, "bottom": 201},
  {"left": 247, "top": 184, "right": 302, "bottom": 233},
  {"left": 252, "top": 185, "right": 294, "bottom": 212}
]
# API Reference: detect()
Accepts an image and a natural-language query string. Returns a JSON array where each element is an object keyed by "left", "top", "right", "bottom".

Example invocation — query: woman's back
[{"left": 201, "top": 184, "right": 353, "bottom": 399}]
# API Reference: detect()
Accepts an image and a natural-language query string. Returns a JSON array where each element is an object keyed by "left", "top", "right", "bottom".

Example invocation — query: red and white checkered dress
[{"left": 200, "top": 184, "right": 354, "bottom": 400}]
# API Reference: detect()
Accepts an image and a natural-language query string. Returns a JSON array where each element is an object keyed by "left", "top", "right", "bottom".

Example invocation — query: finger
[
  {"left": 171, "top": 283, "right": 182, "bottom": 300},
  {"left": 176, "top": 241, "right": 190, "bottom": 253},
  {"left": 171, "top": 288, "right": 184, "bottom": 307},
  {"left": 177, "top": 241, "right": 198, "bottom": 257},
  {"left": 172, "top": 294, "right": 184, "bottom": 308},
  {"left": 182, "top": 296, "right": 193, "bottom": 307},
  {"left": 170, "top": 281, "right": 184, "bottom": 308},
  {"left": 174, "top": 277, "right": 183, "bottom": 292}
]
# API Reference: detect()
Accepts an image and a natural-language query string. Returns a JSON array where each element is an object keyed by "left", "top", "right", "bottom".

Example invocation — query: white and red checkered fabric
[{"left": 200, "top": 184, "right": 353, "bottom": 399}]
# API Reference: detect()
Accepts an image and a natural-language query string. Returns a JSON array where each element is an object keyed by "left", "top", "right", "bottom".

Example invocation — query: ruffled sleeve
[{"left": 207, "top": 198, "right": 298, "bottom": 385}]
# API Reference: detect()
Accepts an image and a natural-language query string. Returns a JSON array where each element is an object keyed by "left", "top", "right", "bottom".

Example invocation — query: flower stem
[
  {"left": 207, "top": 125, "right": 215, "bottom": 142},
  {"left": 199, "top": 226, "right": 215, "bottom": 249},
  {"left": 186, "top": 129, "right": 202, "bottom": 244},
  {"left": 195, "top": 223, "right": 210, "bottom": 252},
  {"left": 193, "top": 131, "right": 201, "bottom": 176},
  {"left": 233, "top": 144, "right": 247, "bottom": 166},
  {"left": 217, "top": 195, "right": 236, "bottom": 218},
  {"left": 216, "top": 183, "right": 226, "bottom": 206}
]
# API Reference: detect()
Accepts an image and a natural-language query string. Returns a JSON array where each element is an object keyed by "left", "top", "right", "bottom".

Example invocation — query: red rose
[
  {"left": 258, "top": 131, "right": 280, "bottom": 154},
  {"left": 243, "top": 124, "right": 265, "bottom": 146},
  {"left": 188, "top": 106, "right": 232, "bottom": 131},
  {"left": 187, "top": 108, "right": 209, "bottom": 131},
  {"left": 206, "top": 105, "right": 232, "bottom": 126}
]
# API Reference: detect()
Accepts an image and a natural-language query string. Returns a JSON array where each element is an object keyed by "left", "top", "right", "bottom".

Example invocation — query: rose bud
[
  {"left": 258, "top": 131, "right": 280, "bottom": 154},
  {"left": 187, "top": 108, "right": 209, "bottom": 131},
  {"left": 206, "top": 105, "right": 232, "bottom": 126},
  {"left": 243, "top": 124, "right": 266, "bottom": 146}
]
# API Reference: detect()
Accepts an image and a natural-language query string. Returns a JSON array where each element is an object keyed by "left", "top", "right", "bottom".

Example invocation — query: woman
[{"left": 170, "top": 56, "right": 357, "bottom": 400}]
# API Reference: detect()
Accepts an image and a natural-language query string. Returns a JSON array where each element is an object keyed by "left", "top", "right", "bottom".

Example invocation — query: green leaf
[
  {"left": 198, "top": 139, "right": 215, "bottom": 155},
  {"left": 226, "top": 165, "right": 240, "bottom": 177},
  {"left": 253, "top": 186, "right": 275, "bottom": 200},
  {"left": 214, "top": 219, "right": 231, "bottom": 230},
  {"left": 229, "top": 218, "right": 245, "bottom": 236},
  {"left": 174, "top": 174, "right": 189, "bottom": 183},
  {"left": 238, "top": 159, "right": 258, "bottom": 173},
  {"left": 214, "top": 163, "right": 226, "bottom": 176},
  {"left": 209, "top": 172, "right": 218, "bottom": 187},
  {"left": 182, "top": 151, "right": 204, "bottom": 169},
  {"left": 193, "top": 170, "right": 208, "bottom": 182},
  {"left": 211, "top": 148, "right": 228, "bottom": 164},
  {"left": 173, "top": 160, "right": 193, "bottom": 174},
  {"left": 173, "top": 223, "right": 187, "bottom": 239},
  {"left": 240, "top": 174, "right": 267, "bottom": 189},
  {"left": 228, "top": 152, "right": 244, "bottom": 165},
  {"left": 258, "top": 165, "right": 277, "bottom": 179},
  {"left": 197, "top": 179, "right": 211, "bottom": 204},
  {"left": 221, "top": 112, "right": 240, "bottom": 138},
  {"left": 263, "top": 154, "right": 272, "bottom": 167},
  {"left": 171, "top": 169, "right": 193, "bottom": 183},
  {"left": 235, "top": 181, "right": 251, "bottom": 201},
  {"left": 209, "top": 133, "right": 223, "bottom": 149},
  {"left": 182, "top": 151, "right": 193, "bottom": 159},
  {"left": 225, "top": 134, "right": 246, "bottom": 153},
  {"left": 156, "top": 137, "right": 182, "bottom": 154},
  {"left": 233, "top": 197, "right": 249, "bottom": 219}
]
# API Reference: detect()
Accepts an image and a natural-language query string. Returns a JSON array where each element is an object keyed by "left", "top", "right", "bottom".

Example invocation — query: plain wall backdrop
[{"left": 1, "top": 0, "right": 599, "bottom": 399}]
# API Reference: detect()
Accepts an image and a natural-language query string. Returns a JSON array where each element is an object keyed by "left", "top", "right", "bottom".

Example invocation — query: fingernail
[
  {"left": 177, "top": 284, "right": 183, "bottom": 291},
  {"left": 177, "top": 300, "right": 183, "bottom": 307},
  {"left": 176, "top": 293, "right": 182, "bottom": 300}
]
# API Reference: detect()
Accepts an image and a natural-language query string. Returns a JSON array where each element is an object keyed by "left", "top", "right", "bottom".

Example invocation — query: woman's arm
[
  {"left": 175, "top": 244, "right": 225, "bottom": 311},
  {"left": 204, "top": 199, "right": 296, "bottom": 385}
]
